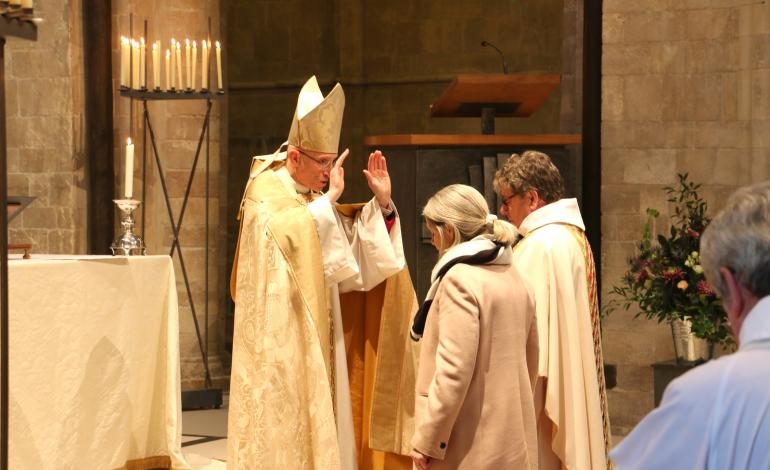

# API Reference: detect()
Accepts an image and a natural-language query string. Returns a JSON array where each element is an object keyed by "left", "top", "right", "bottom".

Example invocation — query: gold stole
[{"left": 566, "top": 225, "right": 613, "bottom": 466}]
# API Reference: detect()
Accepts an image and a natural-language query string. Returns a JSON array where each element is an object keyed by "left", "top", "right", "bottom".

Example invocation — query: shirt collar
[
  {"left": 739, "top": 295, "right": 770, "bottom": 347},
  {"left": 275, "top": 166, "right": 310, "bottom": 194}
]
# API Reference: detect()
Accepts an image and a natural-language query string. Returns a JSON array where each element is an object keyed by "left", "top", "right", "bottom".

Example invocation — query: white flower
[{"left": 693, "top": 265, "right": 704, "bottom": 274}]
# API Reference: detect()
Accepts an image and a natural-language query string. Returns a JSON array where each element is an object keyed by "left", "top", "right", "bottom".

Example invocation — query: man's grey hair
[
  {"left": 493, "top": 150, "right": 565, "bottom": 204},
  {"left": 700, "top": 181, "right": 770, "bottom": 300}
]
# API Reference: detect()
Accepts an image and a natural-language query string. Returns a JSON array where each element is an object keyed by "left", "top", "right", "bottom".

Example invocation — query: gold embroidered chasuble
[{"left": 229, "top": 164, "right": 416, "bottom": 470}]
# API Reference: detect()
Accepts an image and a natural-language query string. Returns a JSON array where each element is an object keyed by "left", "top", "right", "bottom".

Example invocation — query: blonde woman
[{"left": 410, "top": 184, "right": 539, "bottom": 470}]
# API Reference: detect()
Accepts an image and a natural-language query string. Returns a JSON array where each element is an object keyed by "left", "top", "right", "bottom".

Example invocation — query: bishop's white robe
[
  {"left": 512, "top": 198, "right": 611, "bottom": 470},
  {"left": 228, "top": 163, "right": 406, "bottom": 470}
]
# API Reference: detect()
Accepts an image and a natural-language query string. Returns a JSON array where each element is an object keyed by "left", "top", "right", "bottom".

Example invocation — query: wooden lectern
[{"left": 429, "top": 74, "right": 560, "bottom": 134}]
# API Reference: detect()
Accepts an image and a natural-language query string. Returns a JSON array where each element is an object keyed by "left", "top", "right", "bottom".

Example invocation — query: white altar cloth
[{"left": 7, "top": 255, "right": 189, "bottom": 469}]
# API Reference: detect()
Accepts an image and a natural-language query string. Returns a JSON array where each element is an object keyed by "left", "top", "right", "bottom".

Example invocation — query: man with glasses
[
  {"left": 228, "top": 76, "right": 416, "bottom": 470},
  {"left": 493, "top": 150, "right": 611, "bottom": 470}
]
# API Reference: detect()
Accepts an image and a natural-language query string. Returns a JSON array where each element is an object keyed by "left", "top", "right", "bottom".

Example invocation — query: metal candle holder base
[{"left": 110, "top": 199, "right": 146, "bottom": 256}]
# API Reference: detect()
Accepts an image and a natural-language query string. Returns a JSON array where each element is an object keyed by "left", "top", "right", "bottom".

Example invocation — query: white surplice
[
  {"left": 610, "top": 295, "right": 770, "bottom": 470},
  {"left": 276, "top": 167, "right": 406, "bottom": 470},
  {"left": 512, "top": 198, "right": 610, "bottom": 470}
]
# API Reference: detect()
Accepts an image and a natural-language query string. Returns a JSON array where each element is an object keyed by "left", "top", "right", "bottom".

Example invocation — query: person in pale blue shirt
[{"left": 610, "top": 181, "right": 770, "bottom": 470}]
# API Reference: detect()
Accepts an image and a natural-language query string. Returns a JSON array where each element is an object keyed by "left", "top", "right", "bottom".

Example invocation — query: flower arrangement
[{"left": 610, "top": 173, "right": 731, "bottom": 346}]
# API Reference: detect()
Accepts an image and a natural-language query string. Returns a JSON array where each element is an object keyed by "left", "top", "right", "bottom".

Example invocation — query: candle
[
  {"left": 131, "top": 39, "right": 140, "bottom": 89},
  {"left": 165, "top": 49, "right": 171, "bottom": 91},
  {"left": 170, "top": 39, "right": 176, "bottom": 89},
  {"left": 21, "top": 0, "right": 32, "bottom": 9},
  {"left": 215, "top": 41, "right": 222, "bottom": 91},
  {"left": 139, "top": 37, "right": 146, "bottom": 89},
  {"left": 125, "top": 138, "right": 135, "bottom": 199},
  {"left": 191, "top": 41, "right": 197, "bottom": 90},
  {"left": 201, "top": 39, "right": 208, "bottom": 90},
  {"left": 176, "top": 42, "right": 183, "bottom": 92},
  {"left": 120, "top": 36, "right": 129, "bottom": 87},
  {"left": 152, "top": 42, "right": 160, "bottom": 90},
  {"left": 185, "top": 39, "right": 191, "bottom": 89},
  {"left": 9, "top": 0, "right": 20, "bottom": 7}
]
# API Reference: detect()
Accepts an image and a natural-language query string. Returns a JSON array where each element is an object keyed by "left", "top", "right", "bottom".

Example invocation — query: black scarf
[{"left": 410, "top": 239, "right": 508, "bottom": 341}]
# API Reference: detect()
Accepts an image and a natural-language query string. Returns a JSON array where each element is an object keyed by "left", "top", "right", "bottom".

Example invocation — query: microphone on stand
[{"left": 481, "top": 40, "right": 509, "bottom": 74}]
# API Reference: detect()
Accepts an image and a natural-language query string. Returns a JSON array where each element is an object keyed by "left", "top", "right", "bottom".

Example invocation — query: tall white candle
[
  {"left": 201, "top": 39, "right": 208, "bottom": 90},
  {"left": 191, "top": 41, "right": 197, "bottom": 90},
  {"left": 165, "top": 49, "right": 171, "bottom": 91},
  {"left": 125, "top": 138, "right": 135, "bottom": 199},
  {"left": 139, "top": 37, "right": 146, "bottom": 89},
  {"left": 120, "top": 36, "right": 129, "bottom": 87},
  {"left": 185, "top": 39, "right": 191, "bottom": 89},
  {"left": 170, "top": 40, "right": 176, "bottom": 89},
  {"left": 152, "top": 42, "right": 160, "bottom": 90},
  {"left": 131, "top": 39, "right": 140, "bottom": 89},
  {"left": 176, "top": 42, "right": 183, "bottom": 91},
  {"left": 215, "top": 41, "right": 222, "bottom": 91}
]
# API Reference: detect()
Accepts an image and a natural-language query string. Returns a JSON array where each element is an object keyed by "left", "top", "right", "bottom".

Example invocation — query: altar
[{"left": 7, "top": 255, "right": 189, "bottom": 470}]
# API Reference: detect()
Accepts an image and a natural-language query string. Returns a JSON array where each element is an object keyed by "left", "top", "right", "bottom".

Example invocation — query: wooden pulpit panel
[
  {"left": 429, "top": 74, "right": 561, "bottom": 118},
  {"left": 364, "top": 133, "right": 581, "bottom": 147}
]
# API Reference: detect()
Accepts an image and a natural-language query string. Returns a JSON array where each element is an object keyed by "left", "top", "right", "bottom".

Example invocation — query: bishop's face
[{"left": 288, "top": 147, "right": 335, "bottom": 192}]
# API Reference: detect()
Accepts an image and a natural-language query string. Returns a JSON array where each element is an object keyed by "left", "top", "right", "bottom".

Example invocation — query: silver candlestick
[{"left": 110, "top": 199, "right": 146, "bottom": 256}]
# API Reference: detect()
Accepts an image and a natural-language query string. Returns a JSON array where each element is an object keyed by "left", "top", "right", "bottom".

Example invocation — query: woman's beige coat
[{"left": 413, "top": 262, "right": 539, "bottom": 470}]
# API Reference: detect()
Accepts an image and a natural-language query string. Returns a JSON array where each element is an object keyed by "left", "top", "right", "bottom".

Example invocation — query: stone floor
[
  {"left": 182, "top": 395, "right": 229, "bottom": 470},
  {"left": 180, "top": 393, "right": 628, "bottom": 468}
]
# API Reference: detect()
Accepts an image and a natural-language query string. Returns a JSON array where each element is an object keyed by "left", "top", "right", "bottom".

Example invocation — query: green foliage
[{"left": 608, "top": 174, "right": 732, "bottom": 346}]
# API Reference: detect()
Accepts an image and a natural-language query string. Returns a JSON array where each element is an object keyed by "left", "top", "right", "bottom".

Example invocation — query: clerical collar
[
  {"left": 518, "top": 198, "right": 586, "bottom": 236},
  {"left": 275, "top": 166, "right": 311, "bottom": 194}
]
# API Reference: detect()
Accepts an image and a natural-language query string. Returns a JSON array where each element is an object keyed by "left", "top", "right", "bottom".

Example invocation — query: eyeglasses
[
  {"left": 500, "top": 193, "right": 517, "bottom": 208},
  {"left": 298, "top": 149, "right": 336, "bottom": 170}
]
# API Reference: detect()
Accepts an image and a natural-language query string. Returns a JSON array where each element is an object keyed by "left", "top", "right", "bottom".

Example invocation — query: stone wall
[
  {"left": 6, "top": 0, "right": 85, "bottom": 254},
  {"left": 601, "top": 0, "right": 770, "bottom": 436}
]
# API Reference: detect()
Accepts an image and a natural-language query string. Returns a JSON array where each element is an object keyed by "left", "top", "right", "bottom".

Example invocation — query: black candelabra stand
[{"left": 120, "top": 14, "right": 224, "bottom": 410}]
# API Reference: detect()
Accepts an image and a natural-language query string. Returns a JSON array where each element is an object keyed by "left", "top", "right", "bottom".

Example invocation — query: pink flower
[
  {"left": 686, "top": 229, "right": 700, "bottom": 238},
  {"left": 697, "top": 280, "right": 716, "bottom": 296},
  {"left": 662, "top": 268, "right": 685, "bottom": 281},
  {"left": 677, "top": 280, "right": 689, "bottom": 290},
  {"left": 635, "top": 269, "right": 649, "bottom": 284}
]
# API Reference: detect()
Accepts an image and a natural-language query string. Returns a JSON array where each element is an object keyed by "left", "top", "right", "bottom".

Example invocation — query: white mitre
[{"left": 287, "top": 75, "right": 345, "bottom": 154}]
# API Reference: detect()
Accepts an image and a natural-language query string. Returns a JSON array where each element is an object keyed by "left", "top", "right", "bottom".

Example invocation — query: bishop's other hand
[{"left": 363, "top": 150, "right": 391, "bottom": 208}]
